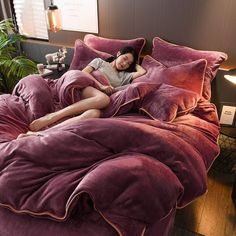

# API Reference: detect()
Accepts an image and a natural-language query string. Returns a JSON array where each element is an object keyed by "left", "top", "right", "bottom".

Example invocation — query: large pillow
[
  {"left": 101, "top": 82, "right": 159, "bottom": 118},
  {"left": 139, "top": 83, "right": 199, "bottom": 122},
  {"left": 84, "top": 34, "right": 146, "bottom": 61},
  {"left": 151, "top": 37, "right": 228, "bottom": 100},
  {"left": 69, "top": 39, "right": 112, "bottom": 71},
  {"left": 134, "top": 55, "right": 207, "bottom": 97}
]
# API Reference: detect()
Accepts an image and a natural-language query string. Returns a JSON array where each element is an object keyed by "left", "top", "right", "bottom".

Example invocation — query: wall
[{"left": 43, "top": 0, "right": 236, "bottom": 69}]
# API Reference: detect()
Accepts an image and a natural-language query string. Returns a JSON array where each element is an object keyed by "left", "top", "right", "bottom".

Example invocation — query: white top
[{"left": 88, "top": 58, "right": 134, "bottom": 88}]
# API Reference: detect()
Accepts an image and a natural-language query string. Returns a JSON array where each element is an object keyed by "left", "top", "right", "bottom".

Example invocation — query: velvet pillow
[
  {"left": 69, "top": 39, "right": 112, "bottom": 71},
  {"left": 139, "top": 83, "right": 199, "bottom": 122},
  {"left": 84, "top": 34, "right": 146, "bottom": 61},
  {"left": 102, "top": 82, "right": 159, "bottom": 118},
  {"left": 134, "top": 55, "right": 206, "bottom": 97},
  {"left": 151, "top": 37, "right": 228, "bottom": 100}
]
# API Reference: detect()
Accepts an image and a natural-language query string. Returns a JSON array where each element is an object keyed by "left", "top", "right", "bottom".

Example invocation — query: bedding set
[{"left": 0, "top": 35, "right": 227, "bottom": 236}]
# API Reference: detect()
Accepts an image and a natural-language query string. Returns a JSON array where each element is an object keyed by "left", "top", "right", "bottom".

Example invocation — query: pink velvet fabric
[
  {"left": 139, "top": 83, "right": 199, "bottom": 122},
  {"left": 151, "top": 37, "right": 228, "bottom": 100},
  {"left": 0, "top": 69, "right": 220, "bottom": 235},
  {"left": 69, "top": 39, "right": 112, "bottom": 71},
  {"left": 134, "top": 55, "right": 206, "bottom": 96},
  {"left": 12, "top": 75, "right": 54, "bottom": 120},
  {"left": 84, "top": 34, "right": 146, "bottom": 61},
  {"left": 0, "top": 88, "right": 220, "bottom": 236},
  {"left": 102, "top": 82, "right": 158, "bottom": 118}
]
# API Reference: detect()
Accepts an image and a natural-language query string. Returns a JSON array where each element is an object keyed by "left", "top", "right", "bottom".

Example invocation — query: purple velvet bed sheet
[{"left": 0, "top": 73, "right": 220, "bottom": 236}]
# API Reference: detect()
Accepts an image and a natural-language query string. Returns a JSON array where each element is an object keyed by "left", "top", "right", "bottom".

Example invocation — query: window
[
  {"left": 13, "top": 0, "right": 48, "bottom": 40},
  {"left": 54, "top": 0, "right": 98, "bottom": 33},
  {"left": 12, "top": 0, "right": 99, "bottom": 40}
]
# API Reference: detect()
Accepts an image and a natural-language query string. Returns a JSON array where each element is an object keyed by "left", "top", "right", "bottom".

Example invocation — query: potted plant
[{"left": 0, "top": 18, "right": 37, "bottom": 93}]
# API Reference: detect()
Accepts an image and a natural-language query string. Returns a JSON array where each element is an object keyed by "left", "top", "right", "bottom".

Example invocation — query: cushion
[
  {"left": 134, "top": 55, "right": 206, "bottom": 97},
  {"left": 69, "top": 39, "right": 112, "bottom": 71},
  {"left": 151, "top": 37, "right": 228, "bottom": 100},
  {"left": 139, "top": 83, "right": 199, "bottom": 122},
  {"left": 102, "top": 82, "right": 159, "bottom": 118},
  {"left": 84, "top": 34, "right": 146, "bottom": 61}
]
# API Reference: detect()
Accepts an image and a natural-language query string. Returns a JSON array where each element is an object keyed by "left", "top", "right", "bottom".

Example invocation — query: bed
[{"left": 0, "top": 35, "right": 227, "bottom": 236}]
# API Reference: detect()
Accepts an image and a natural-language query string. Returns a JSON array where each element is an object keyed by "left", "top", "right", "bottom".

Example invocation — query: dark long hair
[{"left": 106, "top": 46, "right": 138, "bottom": 72}]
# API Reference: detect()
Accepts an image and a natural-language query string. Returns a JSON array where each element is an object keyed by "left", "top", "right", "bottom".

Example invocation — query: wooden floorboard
[
  {"left": 172, "top": 225, "right": 204, "bottom": 236},
  {"left": 175, "top": 168, "right": 236, "bottom": 236}
]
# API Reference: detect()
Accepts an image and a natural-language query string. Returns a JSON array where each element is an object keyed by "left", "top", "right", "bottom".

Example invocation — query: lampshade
[
  {"left": 224, "top": 75, "right": 236, "bottom": 85},
  {"left": 46, "top": 1, "right": 62, "bottom": 32}
]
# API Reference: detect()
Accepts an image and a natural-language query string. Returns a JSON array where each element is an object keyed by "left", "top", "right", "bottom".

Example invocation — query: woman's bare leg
[
  {"left": 29, "top": 86, "right": 110, "bottom": 131},
  {"left": 17, "top": 109, "right": 101, "bottom": 139},
  {"left": 50, "top": 109, "right": 101, "bottom": 129},
  {"left": 17, "top": 131, "right": 41, "bottom": 139}
]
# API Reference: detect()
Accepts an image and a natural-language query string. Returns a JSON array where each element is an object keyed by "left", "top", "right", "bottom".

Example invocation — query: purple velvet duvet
[{"left": 0, "top": 71, "right": 220, "bottom": 236}]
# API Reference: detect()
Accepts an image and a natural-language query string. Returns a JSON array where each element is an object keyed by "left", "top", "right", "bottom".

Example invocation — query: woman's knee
[
  {"left": 81, "top": 86, "right": 110, "bottom": 108},
  {"left": 99, "top": 93, "right": 110, "bottom": 107},
  {"left": 86, "top": 109, "right": 101, "bottom": 118},
  {"left": 93, "top": 93, "right": 110, "bottom": 108}
]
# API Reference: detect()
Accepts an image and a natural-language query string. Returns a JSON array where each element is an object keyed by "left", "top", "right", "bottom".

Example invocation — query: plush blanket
[{"left": 0, "top": 71, "right": 220, "bottom": 236}]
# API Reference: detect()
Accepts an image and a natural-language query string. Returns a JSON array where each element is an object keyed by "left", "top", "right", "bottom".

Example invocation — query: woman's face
[{"left": 115, "top": 53, "right": 134, "bottom": 71}]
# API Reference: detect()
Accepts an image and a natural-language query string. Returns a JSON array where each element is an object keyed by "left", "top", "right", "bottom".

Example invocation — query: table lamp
[{"left": 224, "top": 74, "right": 236, "bottom": 85}]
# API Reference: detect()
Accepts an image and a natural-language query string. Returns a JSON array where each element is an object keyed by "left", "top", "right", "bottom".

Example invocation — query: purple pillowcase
[
  {"left": 84, "top": 34, "right": 146, "bottom": 61},
  {"left": 69, "top": 39, "right": 112, "bottom": 71},
  {"left": 102, "top": 82, "right": 159, "bottom": 118},
  {"left": 151, "top": 37, "right": 228, "bottom": 100},
  {"left": 139, "top": 83, "right": 199, "bottom": 122},
  {"left": 134, "top": 55, "right": 206, "bottom": 97}
]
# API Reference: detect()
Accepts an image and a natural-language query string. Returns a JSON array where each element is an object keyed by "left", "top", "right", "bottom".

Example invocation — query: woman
[{"left": 17, "top": 46, "right": 146, "bottom": 138}]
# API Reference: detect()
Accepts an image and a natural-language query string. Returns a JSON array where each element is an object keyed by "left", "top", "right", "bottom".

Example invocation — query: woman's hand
[
  {"left": 132, "top": 64, "right": 146, "bottom": 80},
  {"left": 100, "top": 85, "right": 114, "bottom": 95}
]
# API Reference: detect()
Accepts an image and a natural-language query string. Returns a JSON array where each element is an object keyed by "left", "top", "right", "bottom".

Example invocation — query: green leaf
[
  {"left": 0, "top": 18, "right": 37, "bottom": 92},
  {"left": 0, "top": 19, "right": 14, "bottom": 34}
]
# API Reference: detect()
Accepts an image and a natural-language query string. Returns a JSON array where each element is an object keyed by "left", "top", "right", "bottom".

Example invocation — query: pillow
[
  {"left": 101, "top": 82, "right": 159, "bottom": 118},
  {"left": 84, "top": 34, "right": 146, "bottom": 61},
  {"left": 134, "top": 55, "right": 206, "bottom": 97},
  {"left": 69, "top": 39, "right": 112, "bottom": 71},
  {"left": 151, "top": 37, "right": 228, "bottom": 100},
  {"left": 139, "top": 83, "right": 199, "bottom": 122}
]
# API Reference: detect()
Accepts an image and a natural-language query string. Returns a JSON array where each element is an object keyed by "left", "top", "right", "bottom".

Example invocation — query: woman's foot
[
  {"left": 29, "top": 113, "right": 55, "bottom": 131},
  {"left": 17, "top": 131, "right": 42, "bottom": 139}
]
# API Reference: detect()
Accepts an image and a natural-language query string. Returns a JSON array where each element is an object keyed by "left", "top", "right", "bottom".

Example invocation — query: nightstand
[
  {"left": 212, "top": 68, "right": 236, "bottom": 199},
  {"left": 219, "top": 126, "right": 236, "bottom": 199},
  {"left": 41, "top": 64, "right": 69, "bottom": 80}
]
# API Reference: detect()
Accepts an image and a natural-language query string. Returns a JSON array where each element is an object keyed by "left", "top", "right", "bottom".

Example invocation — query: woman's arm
[
  {"left": 82, "top": 65, "right": 103, "bottom": 87},
  {"left": 82, "top": 65, "right": 114, "bottom": 95},
  {"left": 82, "top": 65, "right": 95, "bottom": 74},
  {"left": 132, "top": 64, "right": 146, "bottom": 80}
]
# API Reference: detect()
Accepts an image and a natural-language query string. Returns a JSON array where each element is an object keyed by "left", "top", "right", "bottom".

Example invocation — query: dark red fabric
[
  {"left": 0, "top": 73, "right": 220, "bottom": 235},
  {"left": 135, "top": 55, "right": 206, "bottom": 97},
  {"left": 84, "top": 34, "right": 146, "bottom": 60},
  {"left": 151, "top": 37, "right": 228, "bottom": 100},
  {"left": 69, "top": 39, "right": 112, "bottom": 71}
]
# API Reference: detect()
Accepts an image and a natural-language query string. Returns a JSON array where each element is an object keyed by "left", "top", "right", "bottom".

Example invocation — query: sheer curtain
[{"left": 12, "top": 0, "right": 48, "bottom": 40}]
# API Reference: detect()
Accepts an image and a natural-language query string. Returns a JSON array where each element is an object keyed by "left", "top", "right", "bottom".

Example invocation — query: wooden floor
[{"left": 174, "top": 168, "right": 236, "bottom": 236}]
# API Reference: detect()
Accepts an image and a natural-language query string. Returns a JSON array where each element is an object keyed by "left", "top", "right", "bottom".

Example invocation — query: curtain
[
  {"left": 12, "top": 0, "right": 48, "bottom": 39},
  {"left": 0, "top": 0, "right": 12, "bottom": 21}
]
